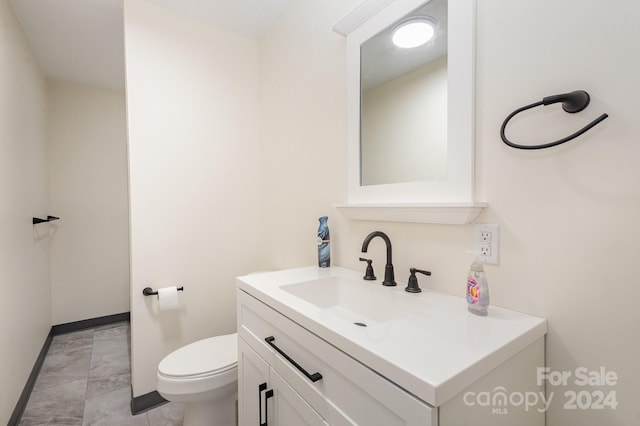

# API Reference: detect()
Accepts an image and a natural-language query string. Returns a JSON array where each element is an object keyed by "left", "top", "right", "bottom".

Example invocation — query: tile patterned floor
[{"left": 19, "top": 322, "right": 185, "bottom": 426}]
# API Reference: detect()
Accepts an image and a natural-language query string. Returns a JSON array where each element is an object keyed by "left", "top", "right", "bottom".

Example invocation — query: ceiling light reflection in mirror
[{"left": 392, "top": 17, "right": 436, "bottom": 48}]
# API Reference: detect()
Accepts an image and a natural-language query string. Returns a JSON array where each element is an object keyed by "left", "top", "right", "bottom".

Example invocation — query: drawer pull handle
[
  {"left": 258, "top": 382, "right": 273, "bottom": 426},
  {"left": 265, "top": 336, "right": 323, "bottom": 383},
  {"left": 259, "top": 382, "right": 266, "bottom": 426}
]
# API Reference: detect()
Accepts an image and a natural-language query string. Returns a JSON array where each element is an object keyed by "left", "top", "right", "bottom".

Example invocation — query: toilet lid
[{"left": 158, "top": 333, "right": 237, "bottom": 378}]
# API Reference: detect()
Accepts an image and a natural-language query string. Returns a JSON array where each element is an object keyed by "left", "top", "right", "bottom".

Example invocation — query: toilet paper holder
[{"left": 142, "top": 286, "right": 184, "bottom": 296}]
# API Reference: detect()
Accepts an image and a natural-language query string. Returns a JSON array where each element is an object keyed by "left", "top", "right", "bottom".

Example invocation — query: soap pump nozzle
[
  {"left": 405, "top": 268, "right": 431, "bottom": 293},
  {"left": 359, "top": 257, "right": 376, "bottom": 281},
  {"left": 465, "top": 250, "right": 485, "bottom": 265}
]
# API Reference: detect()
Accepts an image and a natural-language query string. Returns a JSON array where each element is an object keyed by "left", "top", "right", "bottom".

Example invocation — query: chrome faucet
[{"left": 361, "top": 231, "right": 396, "bottom": 286}]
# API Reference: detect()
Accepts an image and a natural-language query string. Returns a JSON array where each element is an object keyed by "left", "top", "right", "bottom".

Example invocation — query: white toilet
[{"left": 157, "top": 333, "right": 238, "bottom": 426}]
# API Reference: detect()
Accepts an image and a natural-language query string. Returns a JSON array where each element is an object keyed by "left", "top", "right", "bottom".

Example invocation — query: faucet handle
[
  {"left": 405, "top": 268, "right": 431, "bottom": 293},
  {"left": 359, "top": 257, "right": 377, "bottom": 281}
]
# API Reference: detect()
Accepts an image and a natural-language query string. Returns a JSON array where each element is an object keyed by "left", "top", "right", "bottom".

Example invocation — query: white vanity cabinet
[
  {"left": 237, "top": 266, "right": 547, "bottom": 426},
  {"left": 237, "top": 290, "right": 435, "bottom": 426}
]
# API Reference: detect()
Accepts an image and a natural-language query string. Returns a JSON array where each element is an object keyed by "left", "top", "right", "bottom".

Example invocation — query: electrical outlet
[{"left": 474, "top": 224, "right": 499, "bottom": 264}]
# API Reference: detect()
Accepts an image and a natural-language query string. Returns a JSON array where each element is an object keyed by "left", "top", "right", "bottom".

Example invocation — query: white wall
[
  {"left": 362, "top": 57, "right": 447, "bottom": 185},
  {"left": 47, "top": 80, "right": 129, "bottom": 325},
  {"left": 475, "top": 2, "right": 640, "bottom": 424},
  {"left": 0, "top": 2, "right": 50, "bottom": 423},
  {"left": 259, "top": 0, "right": 360, "bottom": 270},
  {"left": 124, "top": 0, "right": 263, "bottom": 396},
  {"left": 260, "top": 1, "right": 640, "bottom": 425}
]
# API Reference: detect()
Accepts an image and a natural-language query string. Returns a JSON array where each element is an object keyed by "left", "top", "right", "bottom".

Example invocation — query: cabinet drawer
[{"left": 238, "top": 289, "right": 435, "bottom": 426}]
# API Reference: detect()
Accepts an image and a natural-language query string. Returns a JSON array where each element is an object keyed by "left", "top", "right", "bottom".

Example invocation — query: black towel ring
[{"left": 500, "top": 90, "right": 608, "bottom": 150}]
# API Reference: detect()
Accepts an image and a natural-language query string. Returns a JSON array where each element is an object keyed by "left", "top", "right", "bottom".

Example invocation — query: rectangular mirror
[
  {"left": 360, "top": 0, "right": 448, "bottom": 186},
  {"left": 337, "top": 0, "right": 478, "bottom": 209}
]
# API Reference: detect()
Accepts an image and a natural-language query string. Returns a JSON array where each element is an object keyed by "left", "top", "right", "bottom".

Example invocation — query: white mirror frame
[{"left": 334, "top": 0, "right": 486, "bottom": 224}]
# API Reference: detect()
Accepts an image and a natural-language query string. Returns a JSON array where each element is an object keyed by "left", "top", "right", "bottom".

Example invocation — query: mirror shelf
[
  {"left": 335, "top": 202, "right": 486, "bottom": 225},
  {"left": 335, "top": 0, "right": 486, "bottom": 225}
]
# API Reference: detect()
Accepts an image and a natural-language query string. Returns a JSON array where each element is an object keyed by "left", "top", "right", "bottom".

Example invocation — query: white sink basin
[
  {"left": 281, "top": 276, "right": 417, "bottom": 326},
  {"left": 237, "top": 266, "right": 547, "bottom": 406}
]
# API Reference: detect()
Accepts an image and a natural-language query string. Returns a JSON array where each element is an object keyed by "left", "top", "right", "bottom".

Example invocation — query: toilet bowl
[{"left": 157, "top": 333, "right": 238, "bottom": 426}]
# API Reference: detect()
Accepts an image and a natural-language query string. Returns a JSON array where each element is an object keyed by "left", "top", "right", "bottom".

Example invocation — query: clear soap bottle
[{"left": 466, "top": 257, "right": 489, "bottom": 316}]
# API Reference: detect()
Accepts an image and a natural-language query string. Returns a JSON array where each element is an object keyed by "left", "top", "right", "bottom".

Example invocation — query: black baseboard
[
  {"left": 52, "top": 312, "right": 130, "bottom": 335},
  {"left": 9, "top": 312, "right": 131, "bottom": 425},
  {"left": 131, "top": 389, "right": 167, "bottom": 415},
  {"left": 7, "top": 329, "right": 54, "bottom": 426}
]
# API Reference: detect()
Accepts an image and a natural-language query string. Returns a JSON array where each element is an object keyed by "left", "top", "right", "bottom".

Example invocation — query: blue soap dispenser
[{"left": 317, "top": 216, "right": 330, "bottom": 267}]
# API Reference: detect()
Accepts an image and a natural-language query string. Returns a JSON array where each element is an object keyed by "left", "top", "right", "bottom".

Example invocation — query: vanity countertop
[{"left": 237, "top": 266, "right": 546, "bottom": 407}]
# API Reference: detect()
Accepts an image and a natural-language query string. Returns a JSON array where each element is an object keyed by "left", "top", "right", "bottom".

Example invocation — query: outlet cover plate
[{"left": 474, "top": 223, "right": 499, "bottom": 264}]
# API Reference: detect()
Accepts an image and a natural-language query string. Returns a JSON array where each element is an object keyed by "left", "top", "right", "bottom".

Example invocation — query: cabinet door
[
  {"left": 240, "top": 337, "right": 328, "bottom": 426},
  {"left": 270, "top": 369, "right": 328, "bottom": 426},
  {"left": 239, "top": 338, "right": 270, "bottom": 426}
]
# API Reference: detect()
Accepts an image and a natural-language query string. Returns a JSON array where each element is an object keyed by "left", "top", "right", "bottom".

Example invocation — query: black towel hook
[
  {"left": 33, "top": 215, "right": 60, "bottom": 225},
  {"left": 500, "top": 90, "right": 608, "bottom": 150}
]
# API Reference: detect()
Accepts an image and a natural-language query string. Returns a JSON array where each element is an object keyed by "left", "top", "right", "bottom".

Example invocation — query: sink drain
[{"left": 353, "top": 322, "right": 367, "bottom": 327}]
